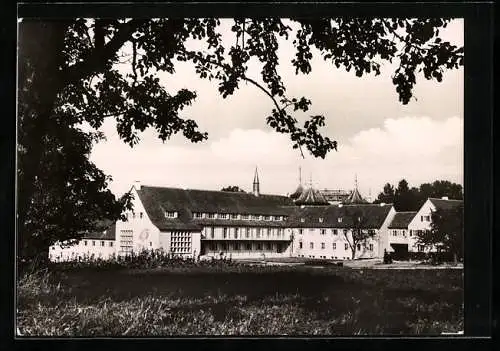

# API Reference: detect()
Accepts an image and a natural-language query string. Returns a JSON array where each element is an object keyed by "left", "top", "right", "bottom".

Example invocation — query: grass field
[{"left": 16, "top": 263, "right": 463, "bottom": 336}]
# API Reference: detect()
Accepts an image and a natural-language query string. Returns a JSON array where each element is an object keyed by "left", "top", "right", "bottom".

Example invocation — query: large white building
[{"left": 48, "top": 170, "right": 463, "bottom": 262}]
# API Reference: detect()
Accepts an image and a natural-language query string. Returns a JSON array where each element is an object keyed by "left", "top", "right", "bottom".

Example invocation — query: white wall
[
  {"left": 408, "top": 199, "right": 436, "bottom": 252},
  {"left": 49, "top": 239, "right": 116, "bottom": 262},
  {"left": 377, "top": 206, "right": 397, "bottom": 257}
]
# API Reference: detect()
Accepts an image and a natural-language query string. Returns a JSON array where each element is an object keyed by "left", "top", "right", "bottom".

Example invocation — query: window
[
  {"left": 219, "top": 213, "right": 228, "bottom": 219},
  {"left": 246, "top": 243, "right": 252, "bottom": 250},
  {"left": 101, "top": 241, "right": 105, "bottom": 247},
  {"left": 210, "top": 227, "right": 215, "bottom": 238},
  {"left": 165, "top": 211, "right": 176, "bottom": 218},
  {"left": 425, "top": 216, "right": 430, "bottom": 222},
  {"left": 299, "top": 229, "right": 303, "bottom": 235},
  {"left": 421, "top": 215, "right": 424, "bottom": 221},
  {"left": 332, "top": 229, "right": 338, "bottom": 235},
  {"left": 299, "top": 241, "right": 303, "bottom": 249},
  {"left": 393, "top": 230, "right": 397, "bottom": 236},
  {"left": 92, "top": 241, "right": 95, "bottom": 246},
  {"left": 246, "top": 228, "right": 250, "bottom": 238},
  {"left": 267, "top": 228, "right": 271, "bottom": 236},
  {"left": 148, "top": 241, "right": 152, "bottom": 247},
  {"left": 256, "top": 228, "right": 261, "bottom": 238},
  {"left": 409, "top": 230, "right": 413, "bottom": 237},
  {"left": 320, "top": 229, "right": 326, "bottom": 235},
  {"left": 84, "top": 240, "right": 88, "bottom": 246},
  {"left": 418, "top": 245, "right": 425, "bottom": 252},
  {"left": 357, "top": 244, "right": 361, "bottom": 251},
  {"left": 234, "top": 243, "right": 240, "bottom": 251},
  {"left": 234, "top": 228, "right": 239, "bottom": 239},
  {"left": 344, "top": 243, "right": 348, "bottom": 250},
  {"left": 402, "top": 230, "right": 406, "bottom": 236},
  {"left": 300, "top": 218, "right": 305, "bottom": 223},
  {"left": 332, "top": 243, "right": 336, "bottom": 250},
  {"left": 369, "top": 244, "right": 373, "bottom": 251},
  {"left": 207, "top": 213, "right": 215, "bottom": 219},
  {"left": 139, "top": 212, "right": 143, "bottom": 219},
  {"left": 321, "top": 242, "right": 325, "bottom": 249},
  {"left": 132, "top": 212, "right": 136, "bottom": 219},
  {"left": 110, "top": 242, "right": 113, "bottom": 247},
  {"left": 231, "top": 213, "right": 238, "bottom": 220},
  {"left": 319, "top": 217, "right": 324, "bottom": 223},
  {"left": 266, "top": 242, "right": 272, "bottom": 250},
  {"left": 257, "top": 243, "right": 262, "bottom": 250},
  {"left": 194, "top": 212, "right": 203, "bottom": 219},
  {"left": 223, "top": 228, "right": 227, "bottom": 239},
  {"left": 338, "top": 217, "right": 343, "bottom": 223},
  {"left": 369, "top": 229, "right": 375, "bottom": 235},
  {"left": 310, "top": 242, "right": 314, "bottom": 249}
]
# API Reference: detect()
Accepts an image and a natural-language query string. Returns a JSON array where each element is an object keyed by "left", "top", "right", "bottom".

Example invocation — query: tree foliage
[
  {"left": 343, "top": 208, "right": 374, "bottom": 259},
  {"left": 414, "top": 203, "right": 463, "bottom": 261},
  {"left": 374, "top": 179, "right": 463, "bottom": 211},
  {"left": 221, "top": 186, "right": 246, "bottom": 193},
  {"left": 17, "top": 18, "right": 463, "bottom": 265}
]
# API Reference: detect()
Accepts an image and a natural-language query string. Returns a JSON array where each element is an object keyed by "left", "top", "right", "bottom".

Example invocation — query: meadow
[{"left": 16, "top": 257, "right": 463, "bottom": 336}]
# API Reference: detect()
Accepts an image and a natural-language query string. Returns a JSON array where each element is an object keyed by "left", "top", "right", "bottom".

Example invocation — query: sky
[{"left": 89, "top": 18, "right": 464, "bottom": 199}]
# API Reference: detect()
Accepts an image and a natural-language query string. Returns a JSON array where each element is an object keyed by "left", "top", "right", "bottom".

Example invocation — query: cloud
[{"left": 89, "top": 115, "right": 463, "bottom": 198}]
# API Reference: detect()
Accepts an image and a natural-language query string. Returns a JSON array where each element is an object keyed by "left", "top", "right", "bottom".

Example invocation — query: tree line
[{"left": 372, "top": 179, "right": 463, "bottom": 211}]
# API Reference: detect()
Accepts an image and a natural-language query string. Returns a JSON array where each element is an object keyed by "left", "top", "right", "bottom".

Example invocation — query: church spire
[{"left": 253, "top": 166, "right": 260, "bottom": 197}]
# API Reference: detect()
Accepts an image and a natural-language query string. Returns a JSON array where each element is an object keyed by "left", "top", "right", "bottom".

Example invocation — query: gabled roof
[
  {"left": 428, "top": 198, "right": 463, "bottom": 211},
  {"left": 295, "top": 186, "right": 329, "bottom": 206},
  {"left": 388, "top": 211, "right": 417, "bottom": 229},
  {"left": 82, "top": 221, "right": 116, "bottom": 240},
  {"left": 286, "top": 204, "right": 393, "bottom": 228},
  {"left": 136, "top": 186, "right": 295, "bottom": 231}
]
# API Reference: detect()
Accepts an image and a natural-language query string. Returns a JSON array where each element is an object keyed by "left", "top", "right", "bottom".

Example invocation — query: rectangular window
[
  {"left": 345, "top": 243, "right": 348, "bottom": 250},
  {"left": 418, "top": 245, "right": 425, "bottom": 252},
  {"left": 332, "top": 229, "right": 338, "bottom": 235},
  {"left": 219, "top": 213, "right": 228, "bottom": 219},
  {"left": 266, "top": 242, "right": 271, "bottom": 250},
  {"left": 357, "top": 244, "right": 361, "bottom": 251},
  {"left": 223, "top": 228, "right": 227, "bottom": 238},
  {"left": 140, "top": 212, "right": 143, "bottom": 219},
  {"left": 257, "top": 243, "right": 262, "bottom": 250},
  {"left": 165, "top": 211, "right": 176, "bottom": 218},
  {"left": 110, "top": 242, "right": 113, "bottom": 247},
  {"left": 409, "top": 230, "right": 413, "bottom": 237},
  {"left": 320, "top": 229, "right": 326, "bottom": 235},
  {"left": 194, "top": 212, "right": 203, "bottom": 219},
  {"left": 234, "top": 228, "right": 239, "bottom": 239},
  {"left": 132, "top": 212, "right": 136, "bottom": 219},
  {"left": 369, "top": 244, "right": 373, "bottom": 251},
  {"left": 92, "top": 241, "right": 95, "bottom": 246},
  {"left": 321, "top": 242, "right": 325, "bottom": 249},
  {"left": 299, "top": 241, "right": 303, "bottom": 249},
  {"left": 246, "top": 243, "right": 252, "bottom": 250},
  {"left": 267, "top": 228, "right": 271, "bottom": 236},
  {"left": 256, "top": 228, "right": 261, "bottom": 238},
  {"left": 310, "top": 242, "right": 314, "bottom": 249},
  {"left": 230, "top": 213, "right": 238, "bottom": 220},
  {"left": 332, "top": 243, "right": 336, "bottom": 250},
  {"left": 425, "top": 216, "right": 431, "bottom": 222},
  {"left": 246, "top": 228, "right": 250, "bottom": 238},
  {"left": 299, "top": 229, "right": 303, "bottom": 234},
  {"left": 421, "top": 215, "right": 424, "bottom": 222},
  {"left": 84, "top": 240, "right": 88, "bottom": 246},
  {"left": 207, "top": 213, "right": 215, "bottom": 219},
  {"left": 101, "top": 241, "right": 105, "bottom": 247}
]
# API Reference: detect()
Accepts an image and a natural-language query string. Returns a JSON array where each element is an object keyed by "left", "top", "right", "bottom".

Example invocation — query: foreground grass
[{"left": 17, "top": 264, "right": 463, "bottom": 336}]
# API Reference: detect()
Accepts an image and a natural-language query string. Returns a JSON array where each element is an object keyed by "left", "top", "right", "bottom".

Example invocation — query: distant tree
[
  {"left": 374, "top": 183, "right": 395, "bottom": 204},
  {"left": 419, "top": 180, "right": 463, "bottom": 202},
  {"left": 221, "top": 185, "right": 246, "bottom": 192},
  {"left": 394, "top": 179, "right": 420, "bottom": 211},
  {"left": 343, "top": 209, "right": 373, "bottom": 260},
  {"left": 414, "top": 202, "right": 464, "bottom": 262},
  {"left": 18, "top": 18, "right": 463, "bottom": 267}
]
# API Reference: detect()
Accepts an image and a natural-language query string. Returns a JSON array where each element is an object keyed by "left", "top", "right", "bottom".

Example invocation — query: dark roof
[
  {"left": 344, "top": 188, "right": 368, "bottom": 204},
  {"left": 289, "top": 184, "right": 304, "bottom": 200},
  {"left": 136, "top": 186, "right": 294, "bottom": 231},
  {"left": 295, "top": 186, "right": 329, "bottom": 206},
  {"left": 286, "top": 204, "right": 393, "bottom": 228},
  {"left": 388, "top": 212, "right": 417, "bottom": 229},
  {"left": 428, "top": 198, "right": 463, "bottom": 211},
  {"left": 82, "top": 221, "right": 116, "bottom": 240}
]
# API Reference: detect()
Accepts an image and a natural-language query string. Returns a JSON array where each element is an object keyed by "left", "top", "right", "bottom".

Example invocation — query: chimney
[
  {"left": 134, "top": 180, "right": 141, "bottom": 191},
  {"left": 441, "top": 196, "right": 449, "bottom": 200}
]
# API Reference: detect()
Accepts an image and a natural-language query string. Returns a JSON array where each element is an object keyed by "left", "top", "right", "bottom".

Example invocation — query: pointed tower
[
  {"left": 290, "top": 166, "right": 304, "bottom": 200},
  {"left": 344, "top": 173, "right": 368, "bottom": 204},
  {"left": 295, "top": 173, "right": 329, "bottom": 206},
  {"left": 253, "top": 167, "right": 260, "bottom": 197}
]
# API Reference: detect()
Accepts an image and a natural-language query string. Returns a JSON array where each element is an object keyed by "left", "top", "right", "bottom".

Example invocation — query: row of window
[
  {"left": 127, "top": 212, "right": 145, "bottom": 219},
  {"left": 299, "top": 255, "right": 352, "bottom": 260},
  {"left": 297, "top": 228, "right": 376, "bottom": 235},
  {"left": 83, "top": 240, "right": 113, "bottom": 247},
  {"left": 204, "top": 227, "right": 285, "bottom": 239},
  {"left": 420, "top": 215, "right": 431, "bottom": 222},
  {"left": 298, "top": 242, "right": 373, "bottom": 251},
  {"left": 206, "top": 242, "right": 281, "bottom": 251},
  {"left": 193, "top": 212, "right": 286, "bottom": 221}
]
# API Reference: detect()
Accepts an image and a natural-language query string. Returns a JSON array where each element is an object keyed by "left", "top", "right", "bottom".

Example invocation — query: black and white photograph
[{"left": 16, "top": 10, "right": 472, "bottom": 337}]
